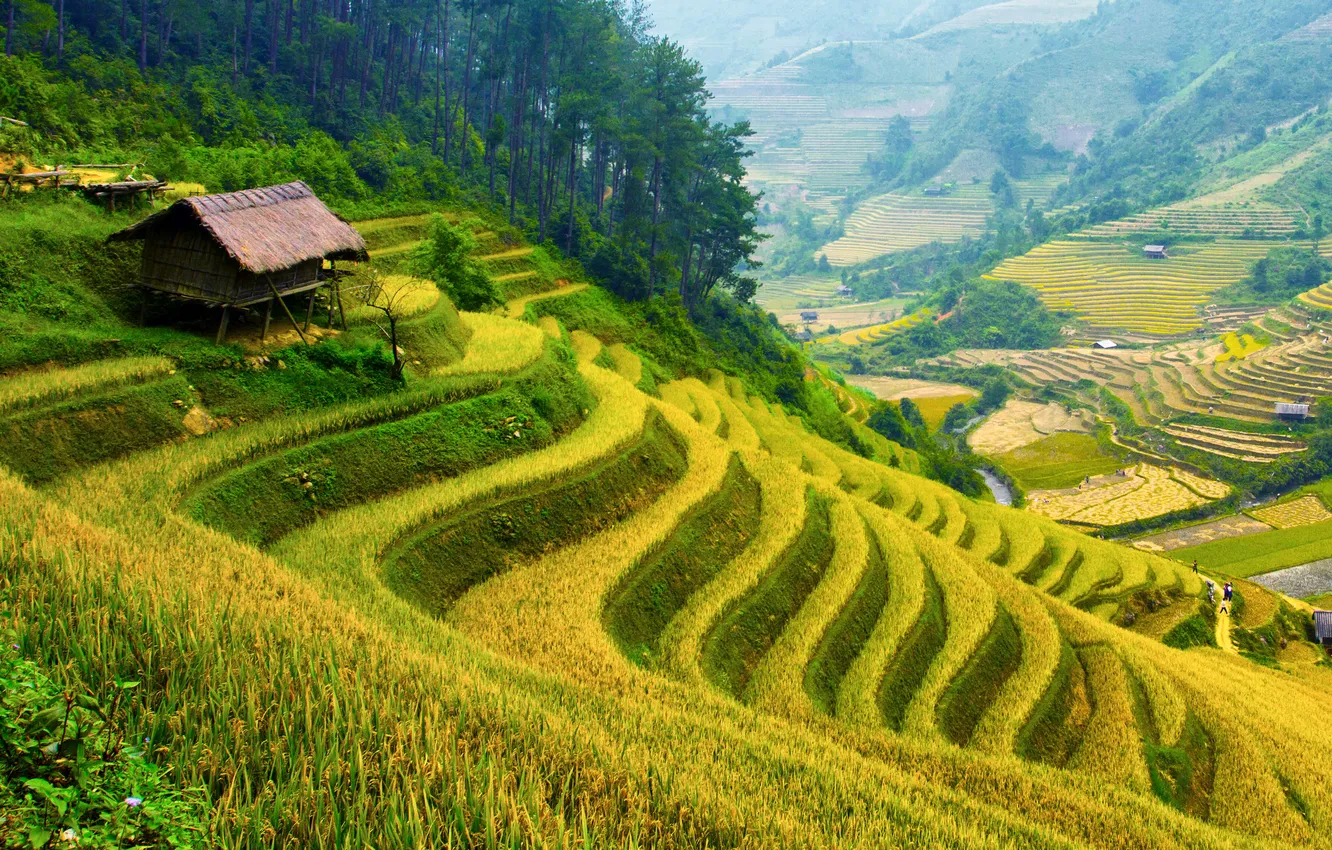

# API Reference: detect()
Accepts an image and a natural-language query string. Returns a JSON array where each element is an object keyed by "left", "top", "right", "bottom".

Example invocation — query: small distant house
[
  {"left": 1093, "top": 340, "right": 1118, "bottom": 350},
  {"left": 1143, "top": 245, "right": 1169, "bottom": 259},
  {"left": 923, "top": 186, "right": 944, "bottom": 197},
  {"left": 800, "top": 311, "right": 819, "bottom": 323},
  {"left": 1276, "top": 402, "right": 1311, "bottom": 419},
  {"left": 1315, "top": 611, "right": 1332, "bottom": 645},
  {"left": 836, "top": 285, "right": 853, "bottom": 297},
  {"left": 109, "top": 181, "right": 367, "bottom": 343}
]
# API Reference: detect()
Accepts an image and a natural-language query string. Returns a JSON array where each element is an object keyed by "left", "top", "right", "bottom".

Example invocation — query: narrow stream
[{"left": 979, "top": 468, "right": 1013, "bottom": 507}]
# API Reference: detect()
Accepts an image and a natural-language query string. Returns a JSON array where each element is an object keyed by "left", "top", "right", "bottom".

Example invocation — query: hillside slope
[{"left": 3, "top": 197, "right": 1331, "bottom": 847}]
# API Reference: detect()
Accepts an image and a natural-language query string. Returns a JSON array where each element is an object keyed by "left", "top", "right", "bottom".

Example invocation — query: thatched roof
[{"left": 111, "top": 181, "right": 368, "bottom": 273}]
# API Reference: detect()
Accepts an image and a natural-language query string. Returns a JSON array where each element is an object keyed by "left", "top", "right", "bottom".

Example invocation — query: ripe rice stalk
[
  {"left": 708, "top": 387, "right": 762, "bottom": 453},
  {"left": 0, "top": 355, "right": 174, "bottom": 415},
  {"left": 958, "top": 501, "right": 1005, "bottom": 562},
  {"left": 568, "top": 329, "right": 604, "bottom": 363},
  {"left": 658, "top": 380, "right": 698, "bottom": 420},
  {"left": 1119, "top": 648, "right": 1187, "bottom": 748},
  {"left": 900, "top": 537, "right": 998, "bottom": 740},
  {"left": 679, "top": 378, "right": 722, "bottom": 436},
  {"left": 437, "top": 312, "right": 547, "bottom": 376},
  {"left": 746, "top": 486, "right": 871, "bottom": 720},
  {"left": 968, "top": 567, "right": 1063, "bottom": 756},
  {"left": 536, "top": 315, "right": 562, "bottom": 339},
  {"left": 1066, "top": 645, "right": 1152, "bottom": 794},
  {"left": 605, "top": 343, "right": 643, "bottom": 385},
  {"left": 446, "top": 391, "right": 732, "bottom": 695},
  {"left": 835, "top": 504, "right": 927, "bottom": 728},
  {"left": 657, "top": 452, "right": 807, "bottom": 688},
  {"left": 738, "top": 393, "right": 807, "bottom": 467}
]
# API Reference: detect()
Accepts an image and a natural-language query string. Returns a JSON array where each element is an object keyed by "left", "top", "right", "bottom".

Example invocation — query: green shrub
[{"left": 0, "top": 639, "right": 208, "bottom": 849}]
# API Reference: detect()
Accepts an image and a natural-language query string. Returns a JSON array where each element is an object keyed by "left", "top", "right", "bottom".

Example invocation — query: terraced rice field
[
  {"left": 1075, "top": 203, "right": 1299, "bottom": 238},
  {"left": 969, "top": 399, "right": 1095, "bottom": 455},
  {"left": 985, "top": 240, "right": 1277, "bottom": 335},
  {"left": 816, "top": 176, "right": 1068, "bottom": 268},
  {"left": 1164, "top": 424, "right": 1307, "bottom": 462},
  {"left": 1028, "top": 464, "right": 1224, "bottom": 528},
  {"left": 1250, "top": 495, "right": 1332, "bottom": 529},
  {"left": 835, "top": 308, "right": 932, "bottom": 345},
  {"left": 818, "top": 185, "right": 993, "bottom": 267},
  {"left": 917, "top": 0, "right": 1104, "bottom": 35},
  {"left": 756, "top": 273, "right": 846, "bottom": 311},
  {"left": 1215, "top": 332, "right": 1265, "bottom": 362},
  {"left": 7, "top": 226, "right": 1332, "bottom": 847}
]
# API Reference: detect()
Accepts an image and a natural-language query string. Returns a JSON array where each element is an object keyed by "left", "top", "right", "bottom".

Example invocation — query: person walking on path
[{"left": 1193, "top": 560, "right": 1199, "bottom": 575}]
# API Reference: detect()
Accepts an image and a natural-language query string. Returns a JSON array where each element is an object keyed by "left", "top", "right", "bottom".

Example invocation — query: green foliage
[
  {"left": 862, "top": 281, "right": 1063, "bottom": 368},
  {"left": 996, "top": 432, "right": 1125, "bottom": 491},
  {"left": 0, "top": 375, "right": 191, "bottom": 485},
  {"left": 867, "top": 401, "right": 916, "bottom": 449},
  {"left": 387, "top": 412, "right": 687, "bottom": 616},
  {"left": 186, "top": 347, "right": 590, "bottom": 548},
  {"left": 605, "top": 456, "right": 761, "bottom": 668},
  {"left": 1161, "top": 607, "right": 1217, "bottom": 650},
  {"left": 1214, "top": 247, "right": 1329, "bottom": 305},
  {"left": 410, "top": 216, "right": 500, "bottom": 311},
  {"left": 701, "top": 490, "right": 834, "bottom": 698},
  {"left": 898, "top": 398, "right": 925, "bottom": 430},
  {"left": 0, "top": 641, "right": 208, "bottom": 849}
]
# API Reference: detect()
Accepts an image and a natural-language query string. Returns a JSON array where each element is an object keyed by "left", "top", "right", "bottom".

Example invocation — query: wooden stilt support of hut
[{"left": 215, "top": 306, "right": 231, "bottom": 346}]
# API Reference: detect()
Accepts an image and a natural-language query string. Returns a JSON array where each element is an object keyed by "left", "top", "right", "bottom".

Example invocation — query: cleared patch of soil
[
  {"left": 969, "top": 399, "right": 1093, "bottom": 455},
  {"left": 848, "top": 376, "right": 978, "bottom": 401},
  {"left": 1132, "top": 515, "right": 1273, "bottom": 553}
]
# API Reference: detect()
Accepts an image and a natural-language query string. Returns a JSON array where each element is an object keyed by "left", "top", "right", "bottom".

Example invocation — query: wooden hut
[
  {"left": 1276, "top": 402, "right": 1311, "bottom": 420},
  {"left": 1315, "top": 611, "right": 1332, "bottom": 645},
  {"left": 109, "top": 182, "right": 367, "bottom": 343},
  {"left": 1143, "top": 245, "right": 1169, "bottom": 259}
]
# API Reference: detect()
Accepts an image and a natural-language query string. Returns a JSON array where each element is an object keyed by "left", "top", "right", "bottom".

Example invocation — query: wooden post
[
  {"left": 335, "top": 281, "right": 347, "bottom": 330},
  {"left": 327, "top": 282, "right": 336, "bottom": 329},
  {"left": 265, "top": 275, "right": 310, "bottom": 345},
  {"left": 261, "top": 297, "right": 275, "bottom": 343},
  {"left": 139, "top": 287, "right": 148, "bottom": 327},
  {"left": 304, "top": 288, "right": 317, "bottom": 333},
  {"left": 215, "top": 305, "right": 232, "bottom": 345}
]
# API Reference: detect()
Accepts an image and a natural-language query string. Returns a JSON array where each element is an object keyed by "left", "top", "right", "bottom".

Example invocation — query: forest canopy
[{"left": 0, "top": 0, "right": 762, "bottom": 309}]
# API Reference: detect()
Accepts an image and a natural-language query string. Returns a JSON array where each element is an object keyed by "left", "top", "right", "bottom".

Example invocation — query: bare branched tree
[{"left": 352, "top": 271, "right": 435, "bottom": 381}]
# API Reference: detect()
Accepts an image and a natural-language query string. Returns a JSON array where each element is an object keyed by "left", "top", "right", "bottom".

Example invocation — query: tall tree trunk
[
  {"left": 507, "top": 54, "right": 526, "bottom": 222},
  {"left": 120, "top": 0, "right": 128, "bottom": 43},
  {"left": 56, "top": 0, "right": 65, "bottom": 58},
  {"left": 565, "top": 125, "right": 578, "bottom": 255},
  {"left": 231, "top": 23, "right": 238, "bottom": 85},
  {"left": 138, "top": 0, "right": 149, "bottom": 69},
  {"left": 432, "top": 0, "right": 442, "bottom": 154},
  {"left": 441, "top": 0, "right": 452, "bottom": 162},
  {"left": 268, "top": 0, "right": 278, "bottom": 72},
  {"left": 459, "top": 6, "right": 476, "bottom": 173},
  {"left": 647, "top": 156, "right": 662, "bottom": 298},
  {"left": 679, "top": 234, "right": 694, "bottom": 305},
  {"left": 243, "top": 0, "right": 254, "bottom": 73},
  {"left": 380, "top": 23, "right": 394, "bottom": 113},
  {"left": 284, "top": 0, "right": 292, "bottom": 44}
]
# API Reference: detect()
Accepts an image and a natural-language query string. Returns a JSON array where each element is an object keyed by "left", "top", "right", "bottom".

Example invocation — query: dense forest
[{"left": 0, "top": 0, "right": 762, "bottom": 310}]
